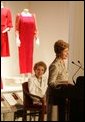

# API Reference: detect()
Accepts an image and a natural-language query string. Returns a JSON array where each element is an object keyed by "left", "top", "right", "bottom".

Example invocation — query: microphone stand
[
  {"left": 72, "top": 67, "right": 81, "bottom": 85},
  {"left": 72, "top": 61, "right": 83, "bottom": 85},
  {"left": 78, "top": 60, "right": 84, "bottom": 70},
  {"left": 72, "top": 61, "right": 84, "bottom": 70}
]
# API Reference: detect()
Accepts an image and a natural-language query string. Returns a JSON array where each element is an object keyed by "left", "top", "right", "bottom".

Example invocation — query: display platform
[{"left": 1, "top": 77, "right": 25, "bottom": 121}]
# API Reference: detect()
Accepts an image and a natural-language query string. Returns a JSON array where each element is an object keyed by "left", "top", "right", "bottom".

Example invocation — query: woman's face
[
  {"left": 35, "top": 66, "right": 45, "bottom": 78},
  {"left": 61, "top": 48, "right": 69, "bottom": 60}
]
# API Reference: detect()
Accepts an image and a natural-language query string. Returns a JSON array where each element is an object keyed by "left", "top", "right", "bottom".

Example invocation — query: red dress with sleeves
[
  {"left": 1, "top": 8, "right": 13, "bottom": 57},
  {"left": 15, "top": 13, "right": 37, "bottom": 73}
]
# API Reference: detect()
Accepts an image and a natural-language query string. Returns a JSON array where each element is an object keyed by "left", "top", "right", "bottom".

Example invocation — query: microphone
[
  {"left": 71, "top": 61, "right": 82, "bottom": 85},
  {"left": 78, "top": 60, "right": 81, "bottom": 64},
  {"left": 72, "top": 61, "right": 84, "bottom": 70},
  {"left": 77, "top": 60, "right": 84, "bottom": 70}
]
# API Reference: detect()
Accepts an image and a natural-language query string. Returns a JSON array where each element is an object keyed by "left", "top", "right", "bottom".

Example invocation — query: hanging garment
[
  {"left": 1, "top": 8, "right": 13, "bottom": 57},
  {"left": 15, "top": 14, "right": 37, "bottom": 73},
  {"left": 1, "top": 79, "right": 3, "bottom": 89}
]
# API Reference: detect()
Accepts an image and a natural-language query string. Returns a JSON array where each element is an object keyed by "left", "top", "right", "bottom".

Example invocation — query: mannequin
[
  {"left": 1, "top": 2, "right": 13, "bottom": 57},
  {"left": 21, "top": 8, "right": 32, "bottom": 17},
  {"left": 16, "top": 9, "right": 32, "bottom": 47},
  {"left": 1, "top": 2, "right": 4, "bottom": 8},
  {"left": 16, "top": 9, "right": 39, "bottom": 46},
  {"left": 15, "top": 8, "right": 39, "bottom": 74}
]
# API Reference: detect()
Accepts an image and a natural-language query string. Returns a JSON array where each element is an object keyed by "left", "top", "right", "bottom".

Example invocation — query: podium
[
  {"left": 47, "top": 76, "right": 84, "bottom": 121},
  {"left": 69, "top": 76, "right": 84, "bottom": 121}
]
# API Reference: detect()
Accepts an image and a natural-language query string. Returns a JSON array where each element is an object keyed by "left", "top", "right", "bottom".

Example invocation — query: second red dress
[{"left": 1, "top": 7, "right": 13, "bottom": 57}]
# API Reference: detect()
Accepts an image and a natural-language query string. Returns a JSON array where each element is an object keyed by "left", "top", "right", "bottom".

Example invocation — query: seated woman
[{"left": 28, "top": 61, "right": 48, "bottom": 103}]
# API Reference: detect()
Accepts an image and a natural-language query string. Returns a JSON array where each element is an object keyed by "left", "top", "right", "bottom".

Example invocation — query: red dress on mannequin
[
  {"left": 15, "top": 13, "right": 38, "bottom": 74},
  {"left": 1, "top": 8, "right": 13, "bottom": 57}
]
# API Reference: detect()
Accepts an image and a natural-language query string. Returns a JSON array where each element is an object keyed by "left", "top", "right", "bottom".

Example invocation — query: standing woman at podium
[{"left": 47, "top": 40, "right": 69, "bottom": 121}]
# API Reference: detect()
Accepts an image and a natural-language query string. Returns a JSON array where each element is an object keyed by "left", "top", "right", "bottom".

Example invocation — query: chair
[
  {"left": 22, "top": 82, "right": 46, "bottom": 121},
  {"left": 14, "top": 104, "right": 24, "bottom": 121}
]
